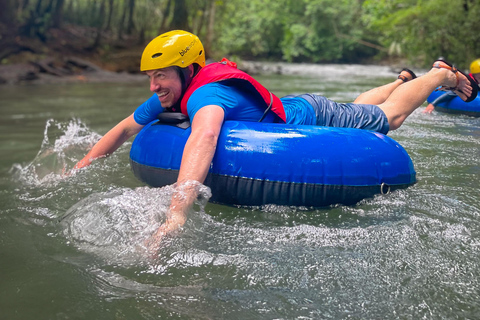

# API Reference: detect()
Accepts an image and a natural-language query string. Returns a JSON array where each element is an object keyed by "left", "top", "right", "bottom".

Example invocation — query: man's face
[{"left": 146, "top": 67, "right": 183, "bottom": 109}]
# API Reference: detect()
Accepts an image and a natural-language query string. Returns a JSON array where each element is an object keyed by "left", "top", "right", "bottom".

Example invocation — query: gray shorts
[{"left": 294, "top": 94, "right": 390, "bottom": 134}]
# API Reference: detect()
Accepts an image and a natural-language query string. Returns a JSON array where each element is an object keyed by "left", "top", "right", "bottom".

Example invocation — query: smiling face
[{"left": 146, "top": 67, "right": 184, "bottom": 109}]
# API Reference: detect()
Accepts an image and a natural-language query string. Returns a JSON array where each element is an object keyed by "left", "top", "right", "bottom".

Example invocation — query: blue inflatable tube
[
  {"left": 427, "top": 91, "right": 480, "bottom": 117},
  {"left": 130, "top": 121, "right": 416, "bottom": 207}
]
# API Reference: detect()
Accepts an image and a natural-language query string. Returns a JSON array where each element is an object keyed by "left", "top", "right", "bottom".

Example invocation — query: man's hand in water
[
  {"left": 144, "top": 213, "right": 186, "bottom": 254},
  {"left": 144, "top": 181, "right": 199, "bottom": 255}
]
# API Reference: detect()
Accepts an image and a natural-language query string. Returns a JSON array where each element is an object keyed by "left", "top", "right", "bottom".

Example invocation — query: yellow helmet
[
  {"left": 470, "top": 59, "right": 480, "bottom": 74},
  {"left": 140, "top": 30, "right": 205, "bottom": 71}
]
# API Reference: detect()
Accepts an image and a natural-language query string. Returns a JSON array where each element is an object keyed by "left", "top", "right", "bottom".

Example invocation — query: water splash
[
  {"left": 10, "top": 118, "right": 101, "bottom": 186},
  {"left": 60, "top": 182, "right": 212, "bottom": 266}
]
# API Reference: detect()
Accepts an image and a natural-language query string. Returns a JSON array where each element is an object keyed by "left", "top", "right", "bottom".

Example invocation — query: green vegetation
[{"left": 1, "top": 0, "right": 479, "bottom": 68}]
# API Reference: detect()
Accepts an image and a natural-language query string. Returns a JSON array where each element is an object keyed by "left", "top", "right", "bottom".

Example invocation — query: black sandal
[
  {"left": 398, "top": 68, "right": 417, "bottom": 82},
  {"left": 432, "top": 59, "right": 479, "bottom": 103}
]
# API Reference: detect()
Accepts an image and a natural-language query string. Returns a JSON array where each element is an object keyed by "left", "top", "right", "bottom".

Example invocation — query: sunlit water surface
[{"left": 1, "top": 63, "right": 479, "bottom": 319}]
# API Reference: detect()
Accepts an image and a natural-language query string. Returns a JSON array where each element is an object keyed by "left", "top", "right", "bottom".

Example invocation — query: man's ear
[{"left": 188, "top": 64, "right": 195, "bottom": 77}]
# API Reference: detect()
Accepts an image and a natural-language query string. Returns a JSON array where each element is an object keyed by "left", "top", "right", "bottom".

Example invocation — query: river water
[{"left": 1, "top": 63, "right": 479, "bottom": 319}]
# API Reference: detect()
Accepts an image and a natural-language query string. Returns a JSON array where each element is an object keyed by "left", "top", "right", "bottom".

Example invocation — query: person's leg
[
  {"left": 378, "top": 62, "right": 472, "bottom": 130},
  {"left": 354, "top": 69, "right": 416, "bottom": 105}
]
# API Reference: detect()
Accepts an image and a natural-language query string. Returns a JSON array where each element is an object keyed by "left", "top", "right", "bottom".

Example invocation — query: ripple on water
[
  {"left": 60, "top": 183, "right": 212, "bottom": 266},
  {"left": 4, "top": 93, "right": 480, "bottom": 318}
]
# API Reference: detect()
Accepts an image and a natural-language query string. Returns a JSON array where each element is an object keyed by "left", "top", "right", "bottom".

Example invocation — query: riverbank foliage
[{"left": 1, "top": 0, "right": 479, "bottom": 69}]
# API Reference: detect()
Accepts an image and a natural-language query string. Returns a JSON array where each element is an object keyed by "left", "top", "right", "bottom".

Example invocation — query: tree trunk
[
  {"left": 34, "top": 0, "right": 44, "bottom": 15},
  {"left": 158, "top": 0, "right": 173, "bottom": 34},
  {"left": 138, "top": 26, "right": 145, "bottom": 45},
  {"left": 65, "top": 0, "right": 73, "bottom": 22},
  {"left": 22, "top": 0, "right": 47, "bottom": 40},
  {"left": 44, "top": 0, "right": 55, "bottom": 15},
  {"left": 205, "top": 0, "right": 216, "bottom": 58},
  {"left": 126, "top": 0, "right": 135, "bottom": 35},
  {"left": 105, "top": 0, "right": 114, "bottom": 31},
  {"left": 88, "top": 0, "right": 106, "bottom": 50},
  {"left": 192, "top": 0, "right": 208, "bottom": 35},
  {"left": 52, "top": 0, "right": 65, "bottom": 28},
  {"left": 117, "top": 2, "right": 127, "bottom": 40},
  {"left": 0, "top": 0, "right": 17, "bottom": 37},
  {"left": 170, "top": 0, "right": 188, "bottom": 31}
]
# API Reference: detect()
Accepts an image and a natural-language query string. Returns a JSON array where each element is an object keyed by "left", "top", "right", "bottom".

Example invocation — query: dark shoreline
[
  {"left": 0, "top": 57, "right": 147, "bottom": 86},
  {"left": 0, "top": 58, "right": 405, "bottom": 86},
  {"left": 0, "top": 57, "right": 289, "bottom": 86}
]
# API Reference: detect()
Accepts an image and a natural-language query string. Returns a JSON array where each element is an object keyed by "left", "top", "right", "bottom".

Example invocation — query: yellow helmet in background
[
  {"left": 140, "top": 30, "right": 206, "bottom": 72},
  {"left": 470, "top": 59, "right": 480, "bottom": 74}
]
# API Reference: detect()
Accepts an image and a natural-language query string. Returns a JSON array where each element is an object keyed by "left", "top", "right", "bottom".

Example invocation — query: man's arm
[
  {"left": 147, "top": 105, "right": 225, "bottom": 248},
  {"left": 423, "top": 91, "right": 457, "bottom": 114},
  {"left": 74, "top": 113, "right": 144, "bottom": 169}
]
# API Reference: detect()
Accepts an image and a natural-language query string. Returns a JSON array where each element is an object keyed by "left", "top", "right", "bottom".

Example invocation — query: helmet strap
[{"left": 167, "top": 66, "right": 194, "bottom": 113}]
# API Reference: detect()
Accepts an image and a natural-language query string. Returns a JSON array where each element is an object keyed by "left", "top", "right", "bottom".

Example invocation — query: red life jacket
[
  {"left": 469, "top": 73, "right": 479, "bottom": 85},
  {"left": 180, "top": 58, "right": 286, "bottom": 123}
]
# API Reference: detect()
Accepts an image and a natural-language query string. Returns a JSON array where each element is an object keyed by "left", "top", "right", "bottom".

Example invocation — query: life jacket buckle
[{"left": 220, "top": 58, "right": 237, "bottom": 69}]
